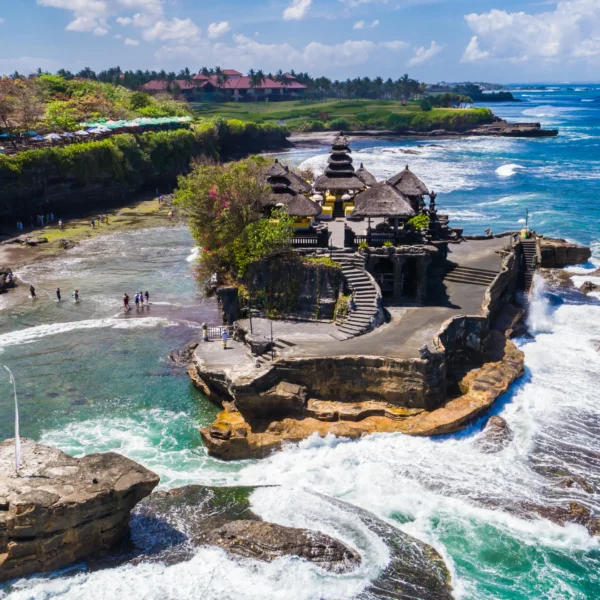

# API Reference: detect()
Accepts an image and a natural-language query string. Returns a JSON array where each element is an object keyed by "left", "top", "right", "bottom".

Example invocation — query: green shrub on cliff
[
  {"left": 174, "top": 158, "right": 292, "bottom": 281},
  {"left": 0, "top": 120, "right": 284, "bottom": 192}
]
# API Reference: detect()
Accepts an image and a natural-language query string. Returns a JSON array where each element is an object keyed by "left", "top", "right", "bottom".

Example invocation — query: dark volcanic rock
[
  {"left": 516, "top": 501, "right": 599, "bottom": 537},
  {"left": 133, "top": 486, "right": 454, "bottom": 599},
  {"left": 202, "top": 520, "right": 360, "bottom": 573},
  {"left": 167, "top": 341, "right": 199, "bottom": 367},
  {"left": 580, "top": 281, "right": 600, "bottom": 295},
  {"left": 476, "top": 415, "right": 514, "bottom": 453},
  {"left": 0, "top": 438, "right": 159, "bottom": 581}
]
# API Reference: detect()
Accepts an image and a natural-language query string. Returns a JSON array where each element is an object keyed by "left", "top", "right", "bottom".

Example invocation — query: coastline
[
  {"left": 287, "top": 120, "right": 558, "bottom": 147},
  {"left": 0, "top": 194, "right": 179, "bottom": 272}
]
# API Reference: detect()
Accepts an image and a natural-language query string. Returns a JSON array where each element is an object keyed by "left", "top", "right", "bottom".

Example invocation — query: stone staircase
[
  {"left": 331, "top": 251, "right": 380, "bottom": 339},
  {"left": 252, "top": 338, "right": 296, "bottom": 367},
  {"left": 521, "top": 239, "right": 537, "bottom": 292},
  {"left": 443, "top": 264, "right": 499, "bottom": 287}
]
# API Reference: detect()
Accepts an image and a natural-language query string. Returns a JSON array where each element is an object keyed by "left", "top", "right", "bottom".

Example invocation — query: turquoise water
[{"left": 2, "top": 88, "right": 600, "bottom": 599}]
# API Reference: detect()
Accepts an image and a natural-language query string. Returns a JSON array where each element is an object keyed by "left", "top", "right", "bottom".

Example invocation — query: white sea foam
[
  {"left": 0, "top": 317, "right": 182, "bottom": 350},
  {"left": 496, "top": 164, "right": 525, "bottom": 178},
  {"left": 24, "top": 267, "right": 600, "bottom": 599},
  {"left": 186, "top": 247, "right": 200, "bottom": 262}
]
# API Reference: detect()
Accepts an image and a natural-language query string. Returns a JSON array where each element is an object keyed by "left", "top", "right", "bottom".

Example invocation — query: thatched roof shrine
[
  {"left": 387, "top": 165, "right": 430, "bottom": 197},
  {"left": 352, "top": 182, "right": 416, "bottom": 219},
  {"left": 273, "top": 191, "right": 322, "bottom": 217},
  {"left": 356, "top": 163, "right": 377, "bottom": 186},
  {"left": 266, "top": 159, "right": 312, "bottom": 195}
]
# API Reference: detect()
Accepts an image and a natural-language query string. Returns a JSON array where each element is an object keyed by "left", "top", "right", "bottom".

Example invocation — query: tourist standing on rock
[
  {"left": 29, "top": 285, "right": 36, "bottom": 299},
  {"left": 91, "top": 218, "right": 95, "bottom": 228},
  {"left": 56, "top": 288, "right": 61, "bottom": 302},
  {"left": 221, "top": 328, "right": 228, "bottom": 350}
]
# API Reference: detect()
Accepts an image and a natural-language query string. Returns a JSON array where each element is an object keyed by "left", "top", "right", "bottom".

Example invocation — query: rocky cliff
[
  {"left": 540, "top": 238, "right": 592, "bottom": 268},
  {"left": 0, "top": 439, "right": 159, "bottom": 581}
]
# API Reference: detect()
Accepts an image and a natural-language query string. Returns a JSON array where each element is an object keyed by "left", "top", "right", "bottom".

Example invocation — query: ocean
[{"left": 1, "top": 87, "right": 599, "bottom": 599}]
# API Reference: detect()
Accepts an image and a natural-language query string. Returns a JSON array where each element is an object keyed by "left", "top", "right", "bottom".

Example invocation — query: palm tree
[
  {"left": 275, "top": 69, "right": 293, "bottom": 97},
  {"left": 399, "top": 73, "right": 411, "bottom": 103},
  {"left": 214, "top": 67, "right": 230, "bottom": 89}
]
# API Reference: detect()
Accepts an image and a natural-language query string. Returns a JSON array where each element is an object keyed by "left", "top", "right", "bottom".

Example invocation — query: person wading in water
[
  {"left": 123, "top": 293, "right": 130, "bottom": 312},
  {"left": 72, "top": 289, "right": 80, "bottom": 303},
  {"left": 144, "top": 291, "right": 150, "bottom": 305},
  {"left": 56, "top": 288, "right": 61, "bottom": 302},
  {"left": 29, "top": 285, "right": 36, "bottom": 299}
]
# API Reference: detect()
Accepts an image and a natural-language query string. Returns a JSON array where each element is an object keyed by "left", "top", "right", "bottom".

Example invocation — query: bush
[
  {"left": 418, "top": 98, "right": 433, "bottom": 112},
  {"left": 327, "top": 117, "right": 349, "bottom": 131},
  {"left": 408, "top": 213, "right": 430, "bottom": 230},
  {"left": 386, "top": 113, "right": 412, "bottom": 131}
]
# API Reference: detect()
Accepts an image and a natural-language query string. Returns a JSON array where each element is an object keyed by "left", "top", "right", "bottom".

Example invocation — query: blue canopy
[
  {"left": 24, "top": 131, "right": 38, "bottom": 137},
  {"left": 0, "top": 133, "right": 13, "bottom": 138}
]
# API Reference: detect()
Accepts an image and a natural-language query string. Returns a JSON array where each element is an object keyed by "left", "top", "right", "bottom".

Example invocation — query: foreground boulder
[{"left": 0, "top": 438, "right": 159, "bottom": 581}]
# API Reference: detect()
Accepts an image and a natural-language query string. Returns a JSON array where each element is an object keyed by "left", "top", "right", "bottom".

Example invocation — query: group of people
[
  {"left": 122, "top": 291, "right": 150, "bottom": 312},
  {"left": 16, "top": 213, "right": 57, "bottom": 231},
  {"left": 28, "top": 285, "right": 80, "bottom": 302},
  {"left": 90, "top": 215, "right": 109, "bottom": 228}
]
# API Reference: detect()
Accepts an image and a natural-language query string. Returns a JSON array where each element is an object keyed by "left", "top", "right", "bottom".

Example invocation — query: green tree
[{"left": 174, "top": 158, "right": 291, "bottom": 278}]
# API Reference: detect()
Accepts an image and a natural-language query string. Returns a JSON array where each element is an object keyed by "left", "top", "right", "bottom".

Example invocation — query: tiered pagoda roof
[
  {"left": 352, "top": 182, "right": 415, "bottom": 219},
  {"left": 313, "top": 133, "right": 366, "bottom": 193}
]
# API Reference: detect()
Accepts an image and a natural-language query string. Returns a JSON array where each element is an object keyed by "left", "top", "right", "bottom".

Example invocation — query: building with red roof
[{"left": 141, "top": 70, "right": 307, "bottom": 102}]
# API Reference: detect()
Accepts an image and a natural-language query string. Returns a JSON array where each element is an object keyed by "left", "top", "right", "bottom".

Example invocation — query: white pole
[{"left": 4, "top": 366, "right": 20, "bottom": 475}]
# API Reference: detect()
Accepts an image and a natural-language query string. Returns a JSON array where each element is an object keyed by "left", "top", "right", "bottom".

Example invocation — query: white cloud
[
  {"left": 207, "top": 21, "right": 230, "bottom": 39},
  {"left": 380, "top": 40, "right": 408, "bottom": 51},
  {"left": 408, "top": 40, "right": 442, "bottom": 66},
  {"left": 461, "top": 36, "right": 489, "bottom": 63},
  {"left": 124, "top": 37, "right": 139, "bottom": 45},
  {"left": 354, "top": 19, "right": 379, "bottom": 30},
  {"left": 36, "top": 0, "right": 177, "bottom": 39},
  {"left": 114, "top": 33, "right": 122, "bottom": 38},
  {"left": 156, "top": 37, "right": 408, "bottom": 72},
  {"left": 283, "top": 0, "right": 311, "bottom": 21},
  {"left": 0, "top": 18, "right": 5, "bottom": 24},
  {"left": 462, "top": 1, "right": 600, "bottom": 64},
  {"left": 143, "top": 17, "right": 199, "bottom": 41}
]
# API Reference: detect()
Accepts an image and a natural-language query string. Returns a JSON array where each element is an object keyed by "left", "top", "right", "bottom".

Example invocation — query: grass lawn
[
  {"left": 191, "top": 99, "right": 421, "bottom": 125},
  {"left": 190, "top": 99, "right": 492, "bottom": 132}
]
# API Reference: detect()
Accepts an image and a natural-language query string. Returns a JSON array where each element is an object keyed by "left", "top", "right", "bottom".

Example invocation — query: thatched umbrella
[
  {"left": 274, "top": 192, "right": 322, "bottom": 217},
  {"left": 352, "top": 181, "right": 415, "bottom": 235},
  {"left": 387, "top": 165, "right": 429, "bottom": 196},
  {"left": 356, "top": 163, "right": 377, "bottom": 186}
]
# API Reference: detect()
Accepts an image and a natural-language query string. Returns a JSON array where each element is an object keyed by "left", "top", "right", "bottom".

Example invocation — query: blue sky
[{"left": 1, "top": 0, "right": 599, "bottom": 82}]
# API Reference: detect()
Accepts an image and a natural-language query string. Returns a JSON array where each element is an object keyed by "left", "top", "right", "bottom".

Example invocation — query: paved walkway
[{"left": 289, "top": 238, "right": 507, "bottom": 360}]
